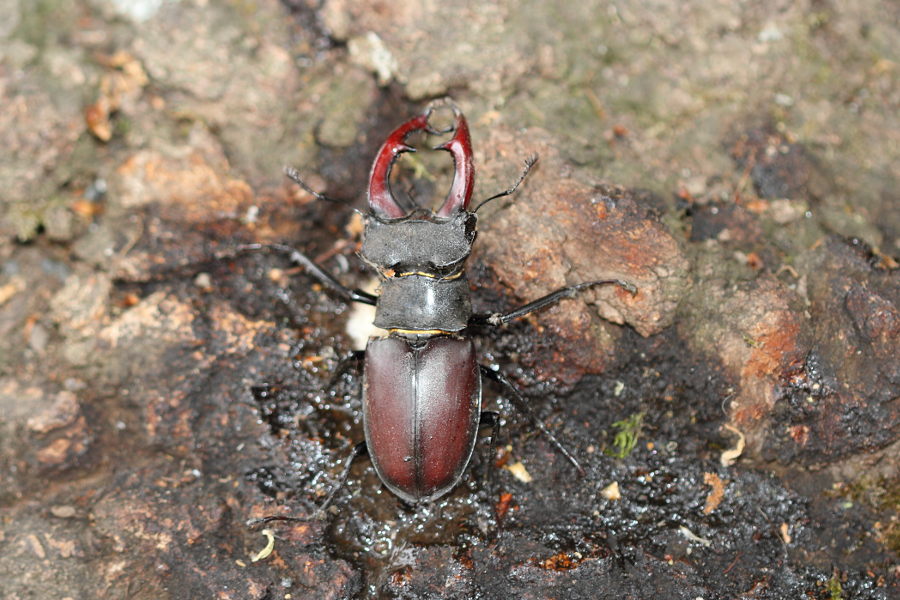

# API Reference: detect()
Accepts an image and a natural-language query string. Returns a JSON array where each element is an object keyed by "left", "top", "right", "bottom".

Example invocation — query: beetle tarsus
[{"left": 480, "top": 365, "right": 586, "bottom": 477}]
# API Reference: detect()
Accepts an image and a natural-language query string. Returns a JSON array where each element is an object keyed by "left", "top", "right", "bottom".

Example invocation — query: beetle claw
[
  {"left": 367, "top": 102, "right": 474, "bottom": 218},
  {"left": 434, "top": 108, "right": 474, "bottom": 216},
  {"left": 367, "top": 112, "right": 431, "bottom": 218}
]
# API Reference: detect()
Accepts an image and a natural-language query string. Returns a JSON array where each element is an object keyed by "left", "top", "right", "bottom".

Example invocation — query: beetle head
[{"left": 367, "top": 103, "right": 474, "bottom": 219}]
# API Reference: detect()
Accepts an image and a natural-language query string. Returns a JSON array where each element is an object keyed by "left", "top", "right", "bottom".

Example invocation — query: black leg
[
  {"left": 473, "top": 155, "right": 539, "bottom": 213},
  {"left": 229, "top": 243, "right": 377, "bottom": 306},
  {"left": 469, "top": 279, "right": 636, "bottom": 327},
  {"left": 479, "top": 364, "right": 585, "bottom": 476},
  {"left": 246, "top": 441, "right": 368, "bottom": 527},
  {"left": 479, "top": 411, "right": 502, "bottom": 455},
  {"left": 478, "top": 411, "right": 502, "bottom": 489},
  {"left": 327, "top": 350, "right": 366, "bottom": 389},
  {"left": 317, "top": 441, "right": 368, "bottom": 512}
]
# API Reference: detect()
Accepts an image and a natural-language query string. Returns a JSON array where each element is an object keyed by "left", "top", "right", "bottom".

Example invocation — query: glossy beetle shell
[{"left": 362, "top": 336, "right": 481, "bottom": 502}]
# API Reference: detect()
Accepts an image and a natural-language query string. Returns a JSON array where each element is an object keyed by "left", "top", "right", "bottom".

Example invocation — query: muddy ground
[{"left": 0, "top": 1, "right": 897, "bottom": 598}]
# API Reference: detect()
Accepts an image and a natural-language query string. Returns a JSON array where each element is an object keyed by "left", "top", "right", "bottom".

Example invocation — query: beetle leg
[
  {"left": 469, "top": 279, "right": 636, "bottom": 327},
  {"left": 479, "top": 365, "right": 586, "bottom": 476},
  {"left": 479, "top": 411, "right": 502, "bottom": 445},
  {"left": 478, "top": 411, "right": 502, "bottom": 490},
  {"left": 316, "top": 441, "right": 369, "bottom": 513},
  {"left": 232, "top": 243, "right": 378, "bottom": 306},
  {"left": 327, "top": 350, "right": 365, "bottom": 389},
  {"left": 246, "top": 442, "right": 369, "bottom": 527}
]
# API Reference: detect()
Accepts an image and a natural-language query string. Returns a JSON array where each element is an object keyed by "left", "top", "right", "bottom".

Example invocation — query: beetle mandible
[{"left": 250, "top": 102, "right": 635, "bottom": 508}]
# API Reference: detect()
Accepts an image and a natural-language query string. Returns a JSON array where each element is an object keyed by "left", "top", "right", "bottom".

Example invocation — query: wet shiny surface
[{"left": 363, "top": 336, "right": 481, "bottom": 502}]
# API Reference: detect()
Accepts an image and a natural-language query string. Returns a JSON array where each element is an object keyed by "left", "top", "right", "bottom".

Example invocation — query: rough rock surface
[{"left": 1, "top": 0, "right": 897, "bottom": 598}]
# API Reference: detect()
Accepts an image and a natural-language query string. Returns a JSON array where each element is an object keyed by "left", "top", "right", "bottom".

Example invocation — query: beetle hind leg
[
  {"left": 246, "top": 441, "right": 368, "bottom": 528},
  {"left": 479, "top": 365, "right": 586, "bottom": 477}
]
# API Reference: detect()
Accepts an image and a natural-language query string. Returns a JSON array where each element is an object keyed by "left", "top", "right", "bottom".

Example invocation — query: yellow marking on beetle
[
  {"left": 392, "top": 271, "right": 463, "bottom": 280},
  {"left": 388, "top": 328, "right": 453, "bottom": 336}
]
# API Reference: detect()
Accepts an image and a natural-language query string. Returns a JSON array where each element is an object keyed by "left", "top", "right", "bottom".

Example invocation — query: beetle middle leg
[
  {"left": 477, "top": 411, "right": 502, "bottom": 489},
  {"left": 327, "top": 349, "right": 366, "bottom": 389},
  {"left": 479, "top": 365, "right": 585, "bottom": 476},
  {"left": 469, "top": 279, "right": 636, "bottom": 327},
  {"left": 231, "top": 242, "right": 377, "bottom": 306}
]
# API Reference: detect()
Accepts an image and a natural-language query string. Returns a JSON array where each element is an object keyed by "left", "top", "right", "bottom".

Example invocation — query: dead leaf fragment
[
  {"left": 720, "top": 424, "right": 745, "bottom": 466},
  {"left": 251, "top": 529, "right": 275, "bottom": 562}
]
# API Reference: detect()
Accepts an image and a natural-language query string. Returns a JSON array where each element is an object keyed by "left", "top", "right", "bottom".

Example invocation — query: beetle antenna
[
  {"left": 284, "top": 166, "right": 352, "bottom": 205},
  {"left": 473, "top": 154, "right": 539, "bottom": 213}
]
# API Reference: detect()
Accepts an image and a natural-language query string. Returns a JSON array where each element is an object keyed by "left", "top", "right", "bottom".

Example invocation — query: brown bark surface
[{"left": 1, "top": 1, "right": 896, "bottom": 598}]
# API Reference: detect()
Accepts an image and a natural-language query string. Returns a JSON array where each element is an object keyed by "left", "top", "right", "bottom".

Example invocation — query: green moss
[
  {"left": 605, "top": 412, "right": 644, "bottom": 459},
  {"left": 837, "top": 475, "right": 900, "bottom": 555}
]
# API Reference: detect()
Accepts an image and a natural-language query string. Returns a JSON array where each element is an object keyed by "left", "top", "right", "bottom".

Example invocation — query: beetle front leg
[
  {"left": 233, "top": 243, "right": 378, "bottom": 306},
  {"left": 479, "top": 365, "right": 585, "bottom": 476},
  {"left": 469, "top": 279, "right": 636, "bottom": 327}
]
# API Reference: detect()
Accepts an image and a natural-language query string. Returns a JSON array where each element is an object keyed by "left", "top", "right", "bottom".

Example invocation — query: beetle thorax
[
  {"left": 361, "top": 211, "right": 476, "bottom": 335},
  {"left": 359, "top": 211, "right": 477, "bottom": 277}
]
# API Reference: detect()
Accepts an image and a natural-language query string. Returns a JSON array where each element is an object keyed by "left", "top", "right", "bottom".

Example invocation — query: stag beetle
[{"left": 249, "top": 102, "right": 635, "bottom": 509}]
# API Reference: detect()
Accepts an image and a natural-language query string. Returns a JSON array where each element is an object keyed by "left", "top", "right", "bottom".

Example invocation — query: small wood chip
[
  {"left": 703, "top": 472, "right": 725, "bottom": 514},
  {"left": 600, "top": 481, "right": 621, "bottom": 501},
  {"left": 780, "top": 522, "right": 792, "bottom": 544},
  {"left": 504, "top": 461, "right": 533, "bottom": 483}
]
